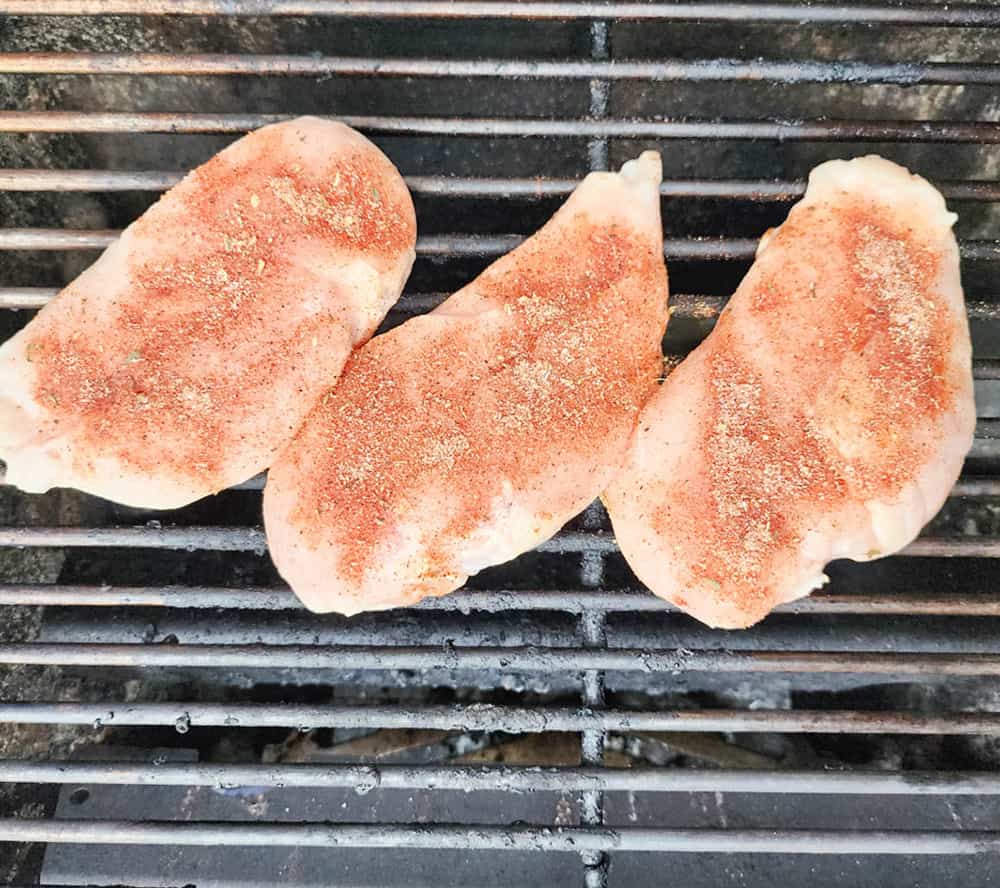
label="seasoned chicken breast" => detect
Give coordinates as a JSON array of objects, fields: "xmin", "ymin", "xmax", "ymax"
[
  {"xmin": 0, "ymin": 117, "xmax": 416, "ymax": 509},
  {"xmin": 264, "ymin": 152, "xmax": 669, "ymax": 614},
  {"xmin": 604, "ymin": 155, "xmax": 975, "ymax": 629}
]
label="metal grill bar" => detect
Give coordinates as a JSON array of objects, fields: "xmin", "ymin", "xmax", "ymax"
[
  {"xmin": 726, "ymin": 293, "xmax": 1000, "ymax": 327},
  {"xmin": 0, "ymin": 288, "xmax": 449, "ymax": 313},
  {"xmin": 581, "ymin": 32, "xmax": 610, "ymax": 886},
  {"xmin": 0, "ymin": 169, "xmax": 185, "ymax": 191},
  {"xmin": 5, "ymin": 289, "xmax": 1000, "ymax": 330},
  {"xmin": 0, "ymin": 525, "xmax": 268, "ymax": 552},
  {"xmin": 239, "ymin": 473, "xmax": 1000, "ymax": 497},
  {"xmin": 2, "ymin": 2, "xmax": 999, "ymax": 26},
  {"xmin": 972, "ymin": 359, "xmax": 1000, "ymax": 381},
  {"xmin": 7, "ymin": 54, "xmax": 1000, "ymax": 86},
  {"xmin": 0, "ymin": 229, "xmax": 539, "ymax": 254},
  {"xmin": 0, "ymin": 286, "xmax": 54, "ymax": 309},
  {"xmin": 6, "ymin": 644, "xmax": 1000, "ymax": 676},
  {"xmin": 5, "ymin": 761, "xmax": 1000, "ymax": 796},
  {"xmin": 2, "ymin": 229, "xmax": 999, "ymax": 264},
  {"xmin": 1, "ymin": 526, "xmax": 997, "ymax": 557},
  {"xmin": 2, "ymin": 703, "xmax": 999, "ymax": 734},
  {"xmin": 953, "ymin": 478, "xmax": 1000, "ymax": 495},
  {"xmin": 4, "ymin": 820, "xmax": 1000, "ymax": 854},
  {"xmin": 5, "ymin": 585, "xmax": 1000, "ymax": 616},
  {"xmin": 3, "ymin": 171, "xmax": 1000, "ymax": 203},
  {"xmin": 2, "ymin": 112, "xmax": 999, "ymax": 142},
  {"xmin": 0, "ymin": 229, "xmax": 767, "ymax": 260}
]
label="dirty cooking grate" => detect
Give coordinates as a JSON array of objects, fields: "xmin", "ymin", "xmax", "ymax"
[{"xmin": 1, "ymin": 2, "xmax": 1000, "ymax": 886}]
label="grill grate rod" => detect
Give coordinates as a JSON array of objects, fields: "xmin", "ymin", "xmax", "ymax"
[
  {"xmin": 1, "ymin": 526, "xmax": 997, "ymax": 557},
  {"xmin": 581, "ymin": 30, "xmax": 610, "ymax": 886},
  {"xmin": 3, "ymin": 171, "xmax": 1000, "ymax": 203},
  {"xmin": 5, "ymin": 584, "xmax": 1000, "ymax": 616},
  {"xmin": 0, "ymin": 229, "xmax": 765, "ymax": 259},
  {"xmin": 2, "ymin": 230, "xmax": 999, "ymax": 264},
  {"xmin": 6, "ymin": 291, "xmax": 1000, "ymax": 330},
  {"xmin": 3, "ymin": 112, "xmax": 1000, "ymax": 142},
  {"xmin": 6, "ymin": 54, "xmax": 1000, "ymax": 86},
  {"xmin": 5, "ymin": 761, "xmax": 1000, "ymax": 795},
  {"xmin": 2, "ymin": 1, "xmax": 999, "ymax": 26},
  {"xmin": 246, "ymin": 472, "xmax": 1000, "ymax": 496},
  {"xmin": 6, "ymin": 644, "xmax": 1000, "ymax": 676},
  {"xmin": 2, "ymin": 820, "xmax": 1000, "ymax": 854},
  {"xmin": 2, "ymin": 703, "xmax": 999, "ymax": 735}
]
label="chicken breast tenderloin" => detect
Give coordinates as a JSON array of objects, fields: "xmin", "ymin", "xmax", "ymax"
[
  {"xmin": 0, "ymin": 117, "xmax": 416, "ymax": 509},
  {"xmin": 604, "ymin": 155, "xmax": 975, "ymax": 629},
  {"xmin": 264, "ymin": 152, "xmax": 669, "ymax": 614}
]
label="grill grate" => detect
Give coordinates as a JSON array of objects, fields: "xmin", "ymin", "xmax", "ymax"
[{"xmin": 1, "ymin": 3, "xmax": 1000, "ymax": 886}]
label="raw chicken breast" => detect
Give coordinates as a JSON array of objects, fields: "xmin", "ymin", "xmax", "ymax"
[
  {"xmin": 264, "ymin": 152, "xmax": 669, "ymax": 614},
  {"xmin": 604, "ymin": 155, "xmax": 975, "ymax": 629},
  {"xmin": 0, "ymin": 117, "xmax": 416, "ymax": 509}
]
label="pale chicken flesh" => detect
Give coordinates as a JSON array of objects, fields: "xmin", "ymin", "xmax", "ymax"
[
  {"xmin": 604, "ymin": 155, "xmax": 975, "ymax": 629},
  {"xmin": 264, "ymin": 152, "xmax": 669, "ymax": 614},
  {"xmin": 0, "ymin": 117, "xmax": 416, "ymax": 509}
]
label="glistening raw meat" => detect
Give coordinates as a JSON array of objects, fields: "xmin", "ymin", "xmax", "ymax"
[
  {"xmin": 604, "ymin": 155, "xmax": 975, "ymax": 629},
  {"xmin": 264, "ymin": 152, "xmax": 669, "ymax": 614},
  {"xmin": 0, "ymin": 117, "xmax": 416, "ymax": 509}
]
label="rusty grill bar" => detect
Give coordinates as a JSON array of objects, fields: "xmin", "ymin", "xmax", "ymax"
[{"xmin": 2, "ymin": 3, "xmax": 1000, "ymax": 886}]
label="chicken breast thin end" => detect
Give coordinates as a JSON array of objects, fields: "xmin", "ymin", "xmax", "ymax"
[
  {"xmin": 603, "ymin": 155, "xmax": 975, "ymax": 629},
  {"xmin": 264, "ymin": 151, "xmax": 670, "ymax": 615}
]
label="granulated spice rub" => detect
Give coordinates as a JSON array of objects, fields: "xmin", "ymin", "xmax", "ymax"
[
  {"xmin": 0, "ymin": 117, "xmax": 416, "ymax": 509},
  {"xmin": 605, "ymin": 155, "xmax": 975, "ymax": 629},
  {"xmin": 264, "ymin": 152, "xmax": 669, "ymax": 615}
]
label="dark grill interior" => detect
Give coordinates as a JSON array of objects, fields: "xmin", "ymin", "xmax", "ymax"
[{"xmin": 1, "ymin": 2, "xmax": 1000, "ymax": 886}]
